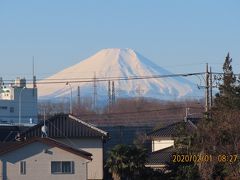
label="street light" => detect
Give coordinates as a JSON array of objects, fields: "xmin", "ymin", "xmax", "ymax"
[
  {"xmin": 66, "ymin": 82, "xmax": 73, "ymax": 114},
  {"xmin": 19, "ymin": 87, "xmax": 26, "ymax": 126}
]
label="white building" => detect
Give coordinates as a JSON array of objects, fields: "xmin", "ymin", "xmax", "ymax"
[{"xmin": 0, "ymin": 77, "xmax": 37, "ymax": 124}]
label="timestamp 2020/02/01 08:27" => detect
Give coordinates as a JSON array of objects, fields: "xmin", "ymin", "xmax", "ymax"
[{"xmin": 172, "ymin": 154, "xmax": 238, "ymax": 163}]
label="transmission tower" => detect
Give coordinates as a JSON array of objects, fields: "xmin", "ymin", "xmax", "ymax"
[
  {"xmin": 112, "ymin": 81, "xmax": 115, "ymax": 104},
  {"xmin": 93, "ymin": 72, "xmax": 97, "ymax": 110},
  {"xmin": 108, "ymin": 80, "xmax": 112, "ymax": 112}
]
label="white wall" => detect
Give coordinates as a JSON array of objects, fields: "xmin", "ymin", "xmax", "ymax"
[
  {"xmin": 0, "ymin": 87, "xmax": 14, "ymax": 100},
  {"xmin": 152, "ymin": 139, "xmax": 174, "ymax": 152},
  {"xmin": 56, "ymin": 138, "xmax": 103, "ymax": 180},
  {"xmin": 0, "ymin": 142, "xmax": 88, "ymax": 180}
]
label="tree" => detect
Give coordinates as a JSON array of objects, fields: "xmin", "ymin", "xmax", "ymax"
[
  {"xmin": 105, "ymin": 144, "xmax": 147, "ymax": 180},
  {"xmin": 215, "ymin": 53, "xmax": 240, "ymax": 109},
  {"xmin": 166, "ymin": 161, "xmax": 200, "ymax": 180},
  {"xmin": 165, "ymin": 122, "xmax": 201, "ymax": 180},
  {"xmin": 192, "ymin": 53, "xmax": 240, "ymax": 179}
]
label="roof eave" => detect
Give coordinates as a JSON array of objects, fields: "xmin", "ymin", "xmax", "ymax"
[{"xmin": 69, "ymin": 115, "xmax": 109, "ymax": 137}]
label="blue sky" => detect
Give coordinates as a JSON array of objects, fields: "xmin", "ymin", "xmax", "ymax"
[{"xmin": 0, "ymin": 0, "xmax": 240, "ymax": 81}]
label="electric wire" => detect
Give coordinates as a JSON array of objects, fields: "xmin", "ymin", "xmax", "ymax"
[{"xmin": 2, "ymin": 72, "xmax": 206, "ymax": 85}]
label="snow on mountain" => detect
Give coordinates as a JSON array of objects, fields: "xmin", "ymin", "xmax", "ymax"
[{"xmin": 38, "ymin": 48, "xmax": 202, "ymax": 101}]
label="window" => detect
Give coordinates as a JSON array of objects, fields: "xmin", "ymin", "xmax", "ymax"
[
  {"xmin": 0, "ymin": 106, "xmax": 7, "ymax": 110},
  {"xmin": 20, "ymin": 161, "xmax": 26, "ymax": 175},
  {"xmin": 51, "ymin": 161, "xmax": 74, "ymax": 174},
  {"xmin": 10, "ymin": 107, "xmax": 14, "ymax": 113}
]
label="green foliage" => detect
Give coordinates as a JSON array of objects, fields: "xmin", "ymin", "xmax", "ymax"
[
  {"xmin": 214, "ymin": 53, "xmax": 240, "ymax": 109},
  {"xmin": 105, "ymin": 144, "xmax": 148, "ymax": 180}
]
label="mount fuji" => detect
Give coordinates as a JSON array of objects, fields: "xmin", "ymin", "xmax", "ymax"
[{"xmin": 38, "ymin": 48, "xmax": 202, "ymax": 102}]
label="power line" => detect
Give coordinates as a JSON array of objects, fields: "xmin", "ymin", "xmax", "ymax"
[
  {"xmin": 78, "ymin": 106, "xmax": 204, "ymax": 116},
  {"xmin": 8, "ymin": 71, "xmax": 239, "ymax": 84},
  {"xmin": 1, "ymin": 72, "xmax": 206, "ymax": 85}
]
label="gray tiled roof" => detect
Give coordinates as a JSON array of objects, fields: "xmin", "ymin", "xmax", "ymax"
[
  {"xmin": 20, "ymin": 114, "xmax": 108, "ymax": 139},
  {"xmin": 146, "ymin": 146, "xmax": 174, "ymax": 165},
  {"xmin": 148, "ymin": 118, "xmax": 199, "ymax": 138},
  {"xmin": 148, "ymin": 123, "xmax": 181, "ymax": 138}
]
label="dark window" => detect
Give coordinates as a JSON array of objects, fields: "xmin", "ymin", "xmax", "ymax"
[
  {"xmin": 10, "ymin": 107, "xmax": 14, "ymax": 113},
  {"xmin": 0, "ymin": 106, "xmax": 7, "ymax": 110},
  {"xmin": 51, "ymin": 161, "xmax": 74, "ymax": 174},
  {"xmin": 20, "ymin": 161, "xmax": 26, "ymax": 175},
  {"xmin": 51, "ymin": 161, "xmax": 61, "ymax": 173}
]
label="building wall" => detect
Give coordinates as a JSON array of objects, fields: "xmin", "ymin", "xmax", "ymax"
[
  {"xmin": 56, "ymin": 137, "xmax": 103, "ymax": 180},
  {"xmin": 152, "ymin": 139, "xmax": 174, "ymax": 152},
  {"xmin": 0, "ymin": 88, "xmax": 37, "ymax": 124},
  {"xmin": 0, "ymin": 142, "xmax": 88, "ymax": 180}
]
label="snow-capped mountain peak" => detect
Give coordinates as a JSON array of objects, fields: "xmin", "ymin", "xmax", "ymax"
[{"xmin": 38, "ymin": 48, "xmax": 201, "ymax": 101}]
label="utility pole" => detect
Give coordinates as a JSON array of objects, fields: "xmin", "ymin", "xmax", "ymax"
[
  {"xmin": 32, "ymin": 56, "xmax": 37, "ymax": 96},
  {"xmin": 19, "ymin": 87, "xmax": 26, "ymax": 126},
  {"xmin": 209, "ymin": 67, "xmax": 213, "ymax": 108},
  {"xmin": 66, "ymin": 82, "xmax": 73, "ymax": 114},
  {"xmin": 205, "ymin": 63, "xmax": 210, "ymax": 113}
]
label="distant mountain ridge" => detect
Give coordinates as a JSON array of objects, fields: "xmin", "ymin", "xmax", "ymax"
[{"xmin": 38, "ymin": 48, "xmax": 202, "ymax": 101}]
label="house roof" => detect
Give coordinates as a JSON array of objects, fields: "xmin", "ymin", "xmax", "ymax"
[
  {"xmin": 146, "ymin": 146, "xmax": 174, "ymax": 166},
  {"xmin": 20, "ymin": 114, "xmax": 109, "ymax": 139},
  {"xmin": 148, "ymin": 123, "xmax": 181, "ymax": 138},
  {"xmin": 147, "ymin": 118, "xmax": 199, "ymax": 139},
  {"xmin": 0, "ymin": 125, "xmax": 29, "ymax": 142},
  {"xmin": 0, "ymin": 137, "xmax": 92, "ymax": 160}
]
